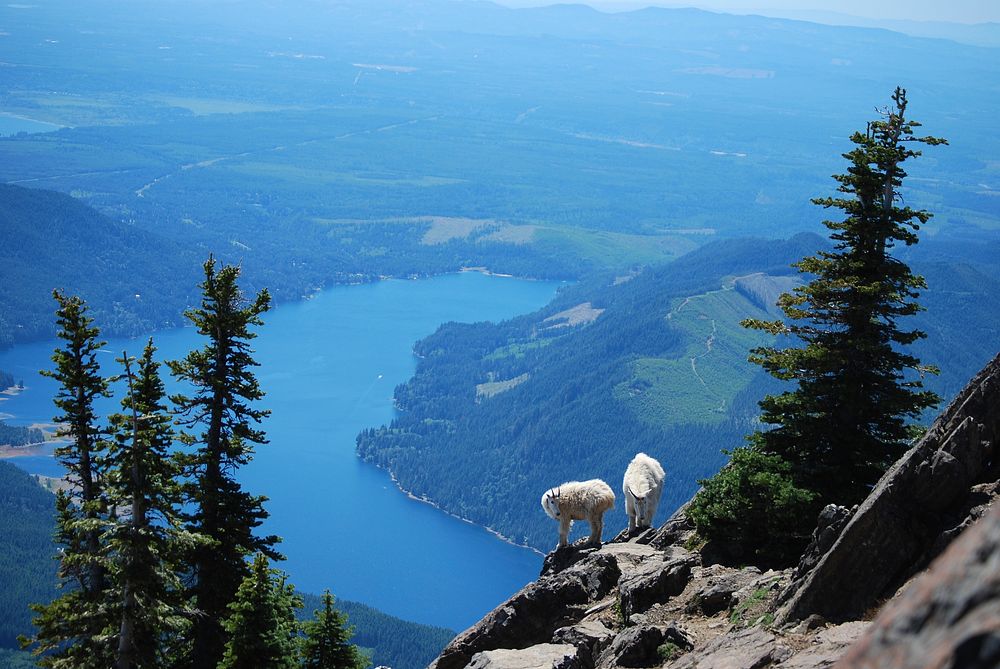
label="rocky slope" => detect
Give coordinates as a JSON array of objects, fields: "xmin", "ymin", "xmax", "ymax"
[{"xmin": 429, "ymin": 352, "xmax": 1000, "ymax": 669}]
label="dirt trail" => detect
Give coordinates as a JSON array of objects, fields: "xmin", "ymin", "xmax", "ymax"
[{"xmin": 666, "ymin": 284, "xmax": 732, "ymax": 411}]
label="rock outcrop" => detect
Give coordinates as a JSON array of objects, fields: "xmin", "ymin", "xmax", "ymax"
[
  {"xmin": 831, "ymin": 501, "xmax": 1000, "ymax": 669},
  {"xmin": 430, "ymin": 552, "xmax": 621, "ymax": 669},
  {"xmin": 430, "ymin": 353, "xmax": 1000, "ymax": 669},
  {"xmin": 777, "ymin": 352, "xmax": 1000, "ymax": 624}
]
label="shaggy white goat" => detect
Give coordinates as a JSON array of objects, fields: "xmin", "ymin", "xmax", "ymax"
[
  {"xmin": 623, "ymin": 453, "xmax": 665, "ymax": 533},
  {"xmin": 541, "ymin": 479, "xmax": 615, "ymax": 548}
]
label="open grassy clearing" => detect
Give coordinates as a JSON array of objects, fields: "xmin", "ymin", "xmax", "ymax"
[
  {"xmin": 542, "ymin": 302, "xmax": 605, "ymax": 329},
  {"xmin": 532, "ymin": 225, "xmax": 699, "ymax": 271},
  {"xmin": 148, "ymin": 95, "xmax": 306, "ymax": 115},
  {"xmin": 476, "ymin": 373, "xmax": 530, "ymax": 399},
  {"xmin": 226, "ymin": 160, "xmax": 466, "ymax": 188},
  {"xmin": 420, "ymin": 217, "xmax": 498, "ymax": 244},
  {"xmin": 613, "ymin": 283, "xmax": 773, "ymax": 427}
]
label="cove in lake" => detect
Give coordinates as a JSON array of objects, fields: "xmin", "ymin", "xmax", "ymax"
[{"xmin": 0, "ymin": 272, "xmax": 561, "ymax": 631}]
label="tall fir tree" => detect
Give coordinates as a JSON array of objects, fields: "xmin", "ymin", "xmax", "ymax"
[
  {"xmin": 21, "ymin": 292, "xmax": 115, "ymax": 668},
  {"xmin": 104, "ymin": 340, "xmax": 189, "ymax": 669},
  {"xmin": 218, "ymin": 554, "xmax": 301, "ymax": 669},
  {"xmin": 691, "ymin": 88, "xmax": 946, "ymax": 565},
  {"xmin": 167, "ymin": 257, "xmax": 276, "ymax": 669},
  {"xmin": 743, "ymin": 87, "xmax": 945, "ymax": 503},
  {"xmin": 300, "ymin": 591, "xmax": 369, "ymax": 669}
]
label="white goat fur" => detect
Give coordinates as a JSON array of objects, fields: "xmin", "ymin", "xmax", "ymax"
[
  {"xmin": 541, "ymin": 479, "xmax": 615, "ymax": 548},
  {"xmin": 623, "ymin": 453, "xmax": 665, "ymax": 532}
]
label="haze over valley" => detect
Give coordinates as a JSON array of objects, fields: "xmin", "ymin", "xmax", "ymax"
[{"xmin": 1, "ymin": 1, "xmax": 998, "ymax": 667}]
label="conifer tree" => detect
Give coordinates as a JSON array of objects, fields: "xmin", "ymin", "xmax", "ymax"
[
  {"xmin": 218, "ymin": 554, "xmax": 301, "ymax": 669},
  {"xmin": 300, "ymin": 592, "xmax": 369, "ymax": 669},
  {"xmin": 167, "ymin": 257, "xmax": 276, "ymax": 669},
  {"xmin": 743, "ymin": 87, "xmax": 945, "ymax": 504},
  {"xmin": 691, "ymin": 88, "xmax": 946, "ymax": 565},
  {"xmin": 104, "ymin": 340, "xmax": 189, "ymax": 669},
  {"xmin": 21, "ymin": 292, "xmax": 115, "ymax": 668}
]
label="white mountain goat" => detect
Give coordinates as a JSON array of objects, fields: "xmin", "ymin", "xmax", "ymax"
[
  {"xmin": 623, "ymin": 453, "xmax": 665, "ymax": 533},
  {"xmin": 541, "ymin": 479, "xmax": 615, "ymax": 549}
]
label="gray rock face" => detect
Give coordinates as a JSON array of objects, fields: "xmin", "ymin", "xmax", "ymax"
[
  {"xmin": 779, "ymin": 622, "xmax": 869, "ymax": 668},
  {"xmin": 597, "ymin": 623, "xmax": 693, "ymax": 669},
  {"xmin": 786, "ymin": 504, "xmax": 853, "ymax": 587},
  {"xmin": 668, "ymin": 627, "xmax": 792, "ymax": 669},
  {"xmin": 618, "ymin": 547, "xmax": 696, "ymax": 620},
  {"xmin": 778, "ymin": 353, "xmax": 1000, "ymax": 624},
  {"xmin": 832, "ymin": 501, "xmax": 1000, "ymax": 669},
  {"xmin": 685, "ymin": 570, "xmax": 761, "ymax": 617},
  {"xmin": 552, "ymin": 621, "xmax": 616, "ymax": 669},
  {"xmin": 466, "ymin": 644, "xmax": 582, "ymax": 669},
  {"xmin": 430, "ymin": 553, "xmax": 621, "ymax": 669}
]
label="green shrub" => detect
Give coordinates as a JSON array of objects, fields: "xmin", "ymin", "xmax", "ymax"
[
  {"xmin": 688, "ymin": 447, "xmax": 816, "ymax": 567},
  {"xmin": 657, "ymin": 642, "xmax": 683, "ymax": 661}
]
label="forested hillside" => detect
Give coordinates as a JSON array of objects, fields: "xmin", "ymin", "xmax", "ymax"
[
  {"xmin": 0, "ymin": 423, "xmax": 44, "ymax": 448},
  {"xmin": 358, "ymin": 235, "xmax": 1000, "ymax": 550},
  {"xmin": 0, "ymin": 462, "xmax": 55, "ymax": 649},
  {"xmin": 0, "ymin": 461, "xmax": 454, "ymax": 669},
  {"xmin": 0, "ymin": 185, "xmax": 202, "ymax": 345}
]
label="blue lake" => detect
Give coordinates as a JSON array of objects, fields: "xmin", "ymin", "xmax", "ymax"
[
  {"xmin": 0, "ymin": 272, "xmax": 561, "ymax": 631},
  {"xmin": 0, "ymin": 113, "xmax": 62, "ymax": 136}
]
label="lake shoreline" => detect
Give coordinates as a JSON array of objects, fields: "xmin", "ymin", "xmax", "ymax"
[
  {"xmin": 0, "ymin": 272, "xmax": 559, "ymax": 630},
  {"xmin": 382, "ymin": 464, "xmax": 545, "ymax": 557}
]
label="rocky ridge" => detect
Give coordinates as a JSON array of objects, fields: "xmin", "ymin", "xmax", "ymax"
[{"xmin": 429, "ymin": 353, "xmax": 1000, "ymax": 669}]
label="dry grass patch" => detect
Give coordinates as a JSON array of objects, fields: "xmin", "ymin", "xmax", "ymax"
[
  {"xmin": 476, "ymin": 373, "xmax": 530, "ymax": 399},
  {"xmin": 420, "ymin": 216, "xmax": 497, "ymax": 245},
  {"xmin": 543, "ymin": 302, "xmax": 605, "ymax": 329}
]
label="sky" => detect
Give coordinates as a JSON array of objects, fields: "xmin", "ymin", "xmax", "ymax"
[{"xmin": 496, "ymin": 1, "xmax": 1000, "ymax": 24}]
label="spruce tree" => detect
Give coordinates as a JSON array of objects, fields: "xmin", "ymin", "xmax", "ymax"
[
  {"xmin": 218, "ymin": 554, "xmax": 301, "ymax": 669},
  {"xmin": 21, "ymin": 292, "xmax": 115, "ymax": 668},
  {"xmin": 167, "ymin": 257, "xmax": 276, "ymax": 669},
  {"xmin": 300, "ymin": 592, "xmax": 369, "ymax": 669},
  {"xmin": 104, "ymin": 340, "xmax": 189, "ymax": 669},
  {"xmin": 691, "ymin": 88, "xmax": 946, "ymax": 565}
]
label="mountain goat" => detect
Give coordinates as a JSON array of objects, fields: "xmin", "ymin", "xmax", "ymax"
[
  {"xmin": 541, "ymin": 479, "xmax": 615, "ymax": 549},
  {"xmin": 623, "ymin": 453, "xmax": 665, "ymax": 533}
]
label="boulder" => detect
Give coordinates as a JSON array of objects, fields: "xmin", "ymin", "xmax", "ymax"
[
  {"xmin": 618, "ymin": 547, "xmax": 696, "ymax": 619},
  {"xmin": 685, "ymin": 569, "xmax": 762, "ymax": 617},
  {"xmin": 465, "ymin": 644, "xmax": 583, "ymax": 669},
  {"xmin": 431, "ymin": 553, "xmax": 621, "ymax": 669},
  {"xmin": 552, "ymin": 621, "xmax": 616, "ymax": 668},
  {"xmin": 596, "ymin": 623, "xmax": 693, "ymax": 669},
  {"xmin": 786, "ymin": 504, "xmax": 853, "ymax": 585},
  {"xmin": 779, "ymin": 622, "xmax": 869, "ymax": 668},
  {"xmin": 668, "ymin": 627, "xmax": 792, "ymax": 669}
]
